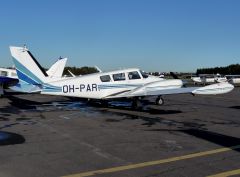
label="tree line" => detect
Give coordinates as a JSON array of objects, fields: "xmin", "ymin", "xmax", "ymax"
[
  {"xmin": 196, "ymin": 64, "xmax": 240, "ymax": 75},
  {"xmin": 63, "ymin": 66, "xmax": 98, "ymax": 76}
]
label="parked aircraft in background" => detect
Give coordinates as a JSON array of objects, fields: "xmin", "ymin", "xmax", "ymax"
[
  {"xmin": 0, "ymin": 56, "xmax": 67, "ymax": 95},
  {"xmin": 159, "ymin": 74, "xmax": 165, "ymax": 78},
  {"xmin": 226, "ymin": 75, "xmax": 240, "ymax": 85},
  {"xmin": 191, "ymin": 74, "xmax": 227, "ymax": 85},
  {"xmin": 0, "ymin": 68, "xmax": 18, "ymax": 95},
  {"xmin": 10, "ymin": 46, "xmax": 234, "ymax": 109},
  {"xmin": 46, "ymin": 57, "xmax": 67, "ymax": 78}
]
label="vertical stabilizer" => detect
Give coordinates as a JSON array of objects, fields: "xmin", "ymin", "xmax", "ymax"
[{"xmin": 10, "ymin": 46, "xmax": 47, "ymax": 85}]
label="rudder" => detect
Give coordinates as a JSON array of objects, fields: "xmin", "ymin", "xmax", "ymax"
[{"xmin": 10, "ymin": 46, "xmax": 48, "ymax": 85}]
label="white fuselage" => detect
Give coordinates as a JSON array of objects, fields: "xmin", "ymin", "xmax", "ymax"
[
  {"xmin": 231, "ymin": 78, "xmax": 240, "ymax": 84},
  {"xmin": 42, "ymin": 68, "xmax": 183, "ymax": 99},
  {"xmin": 226, "ymin": 75, "xmax": 240, "ymax": 84}
]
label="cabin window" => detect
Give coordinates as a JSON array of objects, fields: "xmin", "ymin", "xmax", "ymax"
[
  {"xmin": 100, "ymin": 75, "xmax": 111, "ymax": 82},
  {"xmin": 11, "ymin": 73, "xmax": 17, "ymax": 77},
  {"xmin": 140, "ymin": 70, "xmax": 148, "ymax": 78},
  {"xmin": 113, "ymin": 73, "xmax": 125, "ymax": 81},
  {"xmin": 128, "ymin": 71, "xmax": 141, "ymax": 80},
  {"xmin": 0, "ymin": 71, "xmax": 8, "ymax": 77}
]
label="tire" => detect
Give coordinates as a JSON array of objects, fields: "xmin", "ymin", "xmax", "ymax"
[
  {"xmin": 156, "ymin": 96, "xmax": 164, "ymax": 105},
  {"xmin": 132, "ymin": 98, "xmax": 142, "ymax": 110}
]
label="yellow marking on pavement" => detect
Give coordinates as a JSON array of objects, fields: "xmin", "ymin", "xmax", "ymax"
[
  {"xmin": 63, "ymin": 145, "xmax": 240, "ymax": 177},
  {"xmin": 207, "ymin": 169, "xmax": 240, "ymax": 177}
]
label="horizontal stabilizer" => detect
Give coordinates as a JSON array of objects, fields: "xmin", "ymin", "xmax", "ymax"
[{"xmin": 10, "ymin": 83, "xmax": 42, "ymax": 93}]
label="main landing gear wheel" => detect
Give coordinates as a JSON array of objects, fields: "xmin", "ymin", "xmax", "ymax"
[{"xmin": 155, "ymin": 96, "xmax": 164, "ymax": 106}]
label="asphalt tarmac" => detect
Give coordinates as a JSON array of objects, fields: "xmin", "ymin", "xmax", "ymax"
[{"xmin": 0, "ymin": 88, "xmax": 240, "ymax": 177}]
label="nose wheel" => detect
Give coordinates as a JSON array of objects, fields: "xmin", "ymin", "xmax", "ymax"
[{"xmin": 155, "ymin": 96, "xmax": 164, "ymax": 105}]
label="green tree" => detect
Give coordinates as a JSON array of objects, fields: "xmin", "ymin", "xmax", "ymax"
[
  {"xmin": 196, "ymin": 64, "xmax": 240, "ymax": 75},
  {"xmin": 63, "ymin": 66, "xmax": 98, "ymax": 76}
]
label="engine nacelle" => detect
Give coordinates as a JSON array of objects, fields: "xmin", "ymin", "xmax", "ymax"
[{"xmin": 192, "ymin": 82, "xmax": 234, "ymax": 95}]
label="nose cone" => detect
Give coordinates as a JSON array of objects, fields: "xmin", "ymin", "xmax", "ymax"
[{"xmin": 220, "ymin": 82, "xmax": 234, "ymax": 90}]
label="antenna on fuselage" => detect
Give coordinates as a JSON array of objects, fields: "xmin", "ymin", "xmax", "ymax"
[{"xmin": 23, "ymin": 44, "xmax": 28, "ymax": 52}]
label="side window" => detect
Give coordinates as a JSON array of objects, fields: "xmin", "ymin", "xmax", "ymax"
[
  {"xmin": 11, "ymin": 72, "xmax": 17, "ymax": 77},
  {"xmin": 112, "ymin": 73, "xmax": 125, "ymax": 81},
  {"xmin": 128, "ymin": 71, "xmax": 141, "ymax": 80},
  {"xmin": 100, "ymin": 75, "xmax": 111, "ymax": 82},
  {"xmin": 140, "ymin": 70, "xmax": 148, "ymax": 78},
  {"xmin": 0, "ymin": 71, "xmax": 8, "ymax": 77}
]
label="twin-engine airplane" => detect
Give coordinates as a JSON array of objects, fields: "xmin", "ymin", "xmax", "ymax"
[{"xmin": 10, "ymin": 46, "xmax": 234, "ymax": 108}]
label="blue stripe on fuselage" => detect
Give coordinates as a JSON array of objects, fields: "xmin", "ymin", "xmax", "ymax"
[
  {"xmin": 16, "ymin": 69, "xmax": 40, "ymax": 85},
  {"xmin": 13, "ymin": 57, "xmax": 43, "ymax": 85}
]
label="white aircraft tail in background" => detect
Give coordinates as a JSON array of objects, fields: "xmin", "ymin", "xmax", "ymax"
[
  {"xmin": 10, "ymin": 46, "xmax": 234, "ymax": 108},
  {"xmin": 47, "ymin": 57, "xmax": 67, "ymax": 78}
]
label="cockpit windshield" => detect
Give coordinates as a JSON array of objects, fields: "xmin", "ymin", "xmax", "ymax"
[{"xmin": 140, "ymin": 70, "xmax": 148, "ymax": 78}]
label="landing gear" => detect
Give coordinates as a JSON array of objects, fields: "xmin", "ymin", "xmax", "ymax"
[
  {"xmin": 100, "ymin": 100, "xmax": 109, "ymax": 107},
  {"xmin": 0, "ymin": 84, "xmax": 3, "ymax": 97},
  {"xmin": 131, "ymin": 97, "xmax": 143, "ymax": 110},
  {"xmin": 155, "ymin": 96, "xmax": 164, "ymax": 106}
]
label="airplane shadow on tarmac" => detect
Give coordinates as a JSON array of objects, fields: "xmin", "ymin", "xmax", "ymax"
[
  {"xmin": 0, "ymin": 131, "xmax": 25, "ymax": 146},
  {"xmin": 109, "ymin": 105, "xmax": 182, "ymax": 115},
  {"xmin": 6, "ymin": 95, "xmax": 183, "ymax": 116},
  {"xmin": 105, "ymin": 109, "xmax": 204, "ymax": 128},
  {"xmin": 7, "ymin": 95, "xmax": 48, "ymax": 110},
  {"xmin": 3, "ymin": 95, "xmax": 240, "ymax": 149},
  {"xmin": 181, "ymin": 129, "xmax": 240, "ymax": 150},
  {"xmin": 229, "ymin": 106, "xmax": 240, "ymax": 109},
  {"xmin": 147, "ymin": 129, "xmax": 240, "ymax": 152}
]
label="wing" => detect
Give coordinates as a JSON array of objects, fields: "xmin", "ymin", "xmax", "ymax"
[{"xmin": 105, "ymin": 82, "xmax": 234, "ymax": 99}]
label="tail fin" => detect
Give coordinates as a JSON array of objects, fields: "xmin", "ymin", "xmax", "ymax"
[
  {"xmin": 10, "ymin": 46, "xmax": 47, "ymax": 85},
  {"xmin": 47, "ymin": 57, "xmax": 67, "ymax": 78}
]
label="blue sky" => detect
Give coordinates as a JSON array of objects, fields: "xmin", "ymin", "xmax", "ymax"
[{"xmin": 0, "ymin": 0, "xmax": 240, "ymax": 72}]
